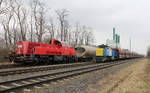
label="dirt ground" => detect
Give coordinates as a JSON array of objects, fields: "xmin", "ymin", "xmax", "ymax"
[{"xmin": 87, "ymin": 58, "xmax": 150, "ymax": 93}]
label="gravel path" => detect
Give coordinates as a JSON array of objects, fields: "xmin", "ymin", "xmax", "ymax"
[{"xmin": 29, "ymin": 59, "xmax": 139, "ymax": 93}]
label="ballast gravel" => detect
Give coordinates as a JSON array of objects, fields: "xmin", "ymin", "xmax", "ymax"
[
  {"xmin": 0, "ymin": 63, "xmax": 96, "ymax": 82},
  {"xmin": 31, "ymin": 60, "xmax": 138, "ymax": 93}
]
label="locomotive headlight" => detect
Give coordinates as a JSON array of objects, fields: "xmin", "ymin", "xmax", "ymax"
[{"xmin": 18, "ymin": 45, "xmax": 22, "ymax": 48}]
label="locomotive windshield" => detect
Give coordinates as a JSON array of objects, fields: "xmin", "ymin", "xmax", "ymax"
[{"xmin": 54, "ymin": 41, "xmax": 62, "ymax": 46}]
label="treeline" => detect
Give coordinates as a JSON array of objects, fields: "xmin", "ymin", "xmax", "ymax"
[
  {"xmin": 147, "ymin": 47, "xmax": 150, "ymax": 58},
  {"xmin": 0, "ymin": 0, "xmax": 95, "ymax": 49}
]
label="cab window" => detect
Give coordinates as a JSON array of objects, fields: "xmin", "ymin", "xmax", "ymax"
[
  {"xmin": 49, "ymin": 40, "xmax": 52, "ymax": 44},
  {"xmin": 55, "ymin": 41, "xmax": 62, "ymax": 46}
]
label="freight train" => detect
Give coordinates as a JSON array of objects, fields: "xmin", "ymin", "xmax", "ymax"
[
  {"xmin": 8, "ymin": 39, "xmax": 143, "ymax": 64},
  {"xmin": 75, "ymin": 44, "xmax": 142, "ymax": 62}
]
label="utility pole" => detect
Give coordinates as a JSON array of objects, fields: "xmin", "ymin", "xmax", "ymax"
[
  {"xmin": 113, "ymin": 27, "xmax": 115, "ymax": 41},
  {"xmin": 130, "ymin": 37, "xmax": 131, "ymax": 51}
]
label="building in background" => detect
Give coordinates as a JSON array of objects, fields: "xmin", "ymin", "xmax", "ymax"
[{"xmin": 106, "ymin": 27, "xmax": 120, "ymax": 48}]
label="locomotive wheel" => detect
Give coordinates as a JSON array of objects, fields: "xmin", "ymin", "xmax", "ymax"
[
  {"xmin": 20, "ymin": 61, "xmax": 26, "ymax": 65},
  {"xmin": 73, "ymin": 56, "xmax": 77, "ymax": 62},
  {"xmin": 63, "ymin": 56, "xmax": 67, "ymax": 63},
  {"xmin": 32, "ymin": 60, "xmax": 38, "ymax": 65},
  {"xmin": 66, "ymin": 56, "xmax": 69, "ymax": 63},
  {"xmin": 21, "ymin": 61, "xmax": 31, "ymax": 65},
  {"xmin": 92, "ymin": 57, "xmax": 97, "ymax": 62},
  {"xmin": 75, "ymin": 56, "xmax": 78, "ymax": 62},
  {"xmin": 49, "ymin": 57, "xmax": 53, "ymax": 64},
  {"xmin": 51, "ymin": 56, "xmax": 56, "ymax": 64},
  {"xmin": 70, "ymin": 56, "xmax": 73, "ymax": 62},
  {"xmin": 67, "ymin": 56, "xmax": 71, "ymax": 63},
  {"xmin": 72, "ymin": 56, "xmax": 76, "ymax": 62},
  {"xmin": 72, "ymin": 56, "xmax": 75, "ymax": 62}
]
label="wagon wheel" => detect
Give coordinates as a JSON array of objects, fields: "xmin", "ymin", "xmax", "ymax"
[
  {"xmin": 92, "ymin": 57, "xmax": 97, "ymax": 62},
  {"xmin": 11, "ymin": 58, "xmax": 15, "ymax": 64},
  {"xmin": 32, "ymin": 60, "xmax": 39, "ymax": 65},
  {"xmin": 8, "ymin": 56, "xmax": 15, "ymax": 64}
]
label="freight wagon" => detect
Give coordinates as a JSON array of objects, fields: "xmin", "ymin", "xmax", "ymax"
[{"xmin": 75, "ymin": 45, "xmax": 142, "ymax": 62}]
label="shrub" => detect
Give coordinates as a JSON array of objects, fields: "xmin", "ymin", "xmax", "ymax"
[{"xmin": 0, "ymin": 48, "xmax": 9, "ymax": 62}]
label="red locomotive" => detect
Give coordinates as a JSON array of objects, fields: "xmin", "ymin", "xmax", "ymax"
[{"xmin": 9, "ymin": 39, "xmax": 77, "ymax": 64}]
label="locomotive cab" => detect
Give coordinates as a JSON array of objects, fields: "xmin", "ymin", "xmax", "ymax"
[{"xmin": 49, "ymin": 40, "xmax": 62, "ymax": 47}]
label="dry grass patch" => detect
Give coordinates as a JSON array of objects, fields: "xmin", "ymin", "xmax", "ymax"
[
  {"xmin": 140, "ymin": 59, "xmax": 150, "ymax": 92},
  {"xmin": 87, "ymin": 59, "xmax": 150, "ymax": 93}
]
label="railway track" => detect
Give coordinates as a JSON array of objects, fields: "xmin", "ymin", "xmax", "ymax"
[
  {"xmin": 0, "ymin": 64, "xmax": 19, "ymax": 69},
  {"xmin": 0, "ymin": 61, "xmax": 92, "ymax": 70},
  {"xmin": 0, "ymin": 62, "xmax": 96, "ymax": 76},
  {"xmin": 0, "ymin": 59, "xmax": 138, "ymax": 93},
  {"xmin": 0, "ymin": 58, "xmax": 141, "ymax": 76},
  {"xmin": 0, "ymin": 62, "xmax": 85, "ymax": 70}
]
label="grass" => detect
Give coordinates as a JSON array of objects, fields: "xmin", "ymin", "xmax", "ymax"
[{"xmin": 141, "ymin": 60, "xmax": 150, "ymax": 92}]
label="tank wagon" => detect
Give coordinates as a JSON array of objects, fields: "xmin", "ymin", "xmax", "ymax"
[
  {"xmin": 75, "ymin": 45, "xmax": 97, "ymax": 61},
  {"xmin": 8, "ymin": 39, "xmax": 77, "ymax": 64}
]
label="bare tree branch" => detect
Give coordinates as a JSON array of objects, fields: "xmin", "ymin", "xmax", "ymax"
[{"xmin": 56, "ymin": 9, "xmax": 69, "ymax": 41}]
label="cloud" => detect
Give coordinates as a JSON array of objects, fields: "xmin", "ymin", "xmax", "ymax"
[{"xmin": 26, "ymin": 0, "xmax": 150, "ymax": 55}]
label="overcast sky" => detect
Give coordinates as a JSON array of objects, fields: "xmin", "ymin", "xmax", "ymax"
[{"xmin": 27, "ymin": 0, "xmax": 150, "ymax": 55}]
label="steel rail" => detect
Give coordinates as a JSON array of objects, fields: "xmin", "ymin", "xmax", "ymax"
[
  {"xmin": 0, "ymin": 59, "xmax": 137, "ymax": 93},
  {"xmin": 0, "ymin": 62, "xmax": 95, "ymax": 76}
]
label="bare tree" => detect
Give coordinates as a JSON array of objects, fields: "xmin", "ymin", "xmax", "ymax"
[
  {"xmin": 78, "ymin": 26, "xmax": 86, "ymax": 45},
  {"xmin": 84, "ymin": 28, "xmax": 95, "ymax": 45},
  {"xmin": 12, "ymin": 16, "xmax": 18, "ymax": 48},
  {"xmin": 12, "ymin": 1, "xmax": 28, "ymax": 41},
  {"xmin": 56, "ymin": 9, "xmax": 69, "ymax": 41},
  {"xmin": 0, "ymin": 35, "xmax": 5, "ymax": 48},
  {"xmin": 28, "ymin": 2, "xmax": 34, "ymax": 42},
  {"xmin": 67, "ymin": 27, "xmax": 72, "ymax": 45},
  {"xmin": 0, "ymin": 0, "xmax": 9, "ymax": 15},
  {"xmin": 29, "ymin": 14, "xmax": 34, "ymax": 41},
  {"xmin": 0, "ymin": 0, "xmax": 96, "ymax": 49},
  {"xmin": 0, "ymin": 0, "xmax": 3, "ymax": 8},
  {"xmin": 73, "ymin": 25, "xmax": 95, "ymax": 45},
  {"xmin": 147, "ymin": 46, "xmax": 150, "ymax": 58},
  {"xmin": 2, "ymin": 7, "xmax": 14, "ymax": 48},
  {"xmin": 32, "ymin": 0, "xmax": 47, "ymax": 42},
  {"xmin": 46, "ymin": 18, "xmax": 55, "ymax": 40},
  {"xmin": 74, "ymin": 23, "xmax": 82, "ymax": 45}
]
